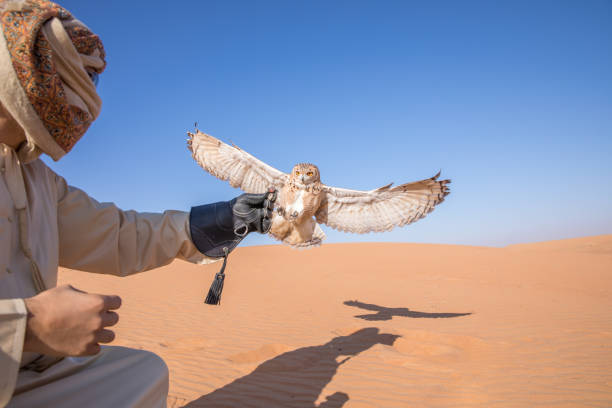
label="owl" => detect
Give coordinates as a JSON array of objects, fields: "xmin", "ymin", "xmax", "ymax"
[{"xmin": 187, "ymin": 131, "xmax": 450, "ymax": 248}]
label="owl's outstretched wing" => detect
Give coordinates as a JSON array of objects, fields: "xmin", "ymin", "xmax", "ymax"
[
  {"xmin": 316, "ymin": 172, "xmax": 450, "ymax": 234},
  {"xmin": 188, "ymin": 131, "xmax": 289, "ymax": 193}
]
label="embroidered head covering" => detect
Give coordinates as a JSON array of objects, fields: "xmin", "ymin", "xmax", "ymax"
[{"xmin": 0, "ymin": 0, "xmax": 105, "ymax": 162}]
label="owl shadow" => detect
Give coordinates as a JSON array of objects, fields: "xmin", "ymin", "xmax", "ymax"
[
  {"xmin": 182, "ymin": 328, "xmax": 399, "ymax": 408},
  {"xmin": 344, "ymin": 300, "xmax": 472, "ymax": 321}
]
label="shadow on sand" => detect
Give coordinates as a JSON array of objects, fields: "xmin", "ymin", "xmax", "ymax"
[
  {"xmin": 344, "ymin": 300, "xmax": 472, "ymax": 321},
  {"xmin": 183, "ymin": 328, "xmax": 399, "ymax": 408}
]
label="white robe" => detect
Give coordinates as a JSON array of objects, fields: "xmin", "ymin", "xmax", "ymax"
[{"xmin": 0, "ymin": 143, "xmax": 214, "ymax": 407}]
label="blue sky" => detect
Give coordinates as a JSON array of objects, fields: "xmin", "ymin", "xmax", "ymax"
[{"xmin": 45, "ymin": 0, "xmax": 612, "ymax": 247}]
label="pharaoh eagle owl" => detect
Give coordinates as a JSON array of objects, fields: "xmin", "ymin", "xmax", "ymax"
[{"xmin": 187, "ymin": 131, "xmax": 450, "ymax": 248}]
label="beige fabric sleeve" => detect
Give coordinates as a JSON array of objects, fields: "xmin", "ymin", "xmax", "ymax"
[
  {"xmin": 0, "ymin": 298, "xmax": 27, "ymax": 408},
  {"xmin": 55, "ymin": 174, "xmax": 215, "ymax": 276}
]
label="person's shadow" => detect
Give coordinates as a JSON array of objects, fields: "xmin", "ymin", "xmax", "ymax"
[
  {"xmin": 183, "ymin": 328, "xmax": 399, "ymax": 408},
  {"xmin": 344, "ymin": 300, "xmax": 472, "ymax": 321}
]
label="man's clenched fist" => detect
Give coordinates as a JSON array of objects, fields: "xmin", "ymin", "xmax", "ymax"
[{"xmin": 23, "ymin": 285, "xmax": 121, "ymax": 356}]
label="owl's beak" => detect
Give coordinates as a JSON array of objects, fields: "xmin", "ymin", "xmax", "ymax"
[{"xmin": 301, "ymin": 176, "xmax": 305, "ymax": 183}]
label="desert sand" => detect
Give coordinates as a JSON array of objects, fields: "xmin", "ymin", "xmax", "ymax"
[{"xmin": 58, "ymin": 235, "xmax": 612, "ymax": 407}]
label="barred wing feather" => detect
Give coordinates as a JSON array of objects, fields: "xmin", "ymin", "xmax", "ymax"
[
  {"xmin": 316, "ymin": 172, "xmax": 450, "ymax": 234},
  {"xmin": 187, "ymin": 131, "xmax": 289, "ymax": 193}
]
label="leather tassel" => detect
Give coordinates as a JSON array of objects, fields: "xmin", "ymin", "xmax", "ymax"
[{"xmin": 205, "ymin": 247, "xmax": 229, "ymax": 305}]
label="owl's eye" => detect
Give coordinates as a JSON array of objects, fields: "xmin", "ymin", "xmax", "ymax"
[
  {"xmin": 295, "ymin": 171, "xmax": 300, "ymax": 176},
  {"xmin": 307, "ymin": 171, "xmax": 313, "ymax": 177}
]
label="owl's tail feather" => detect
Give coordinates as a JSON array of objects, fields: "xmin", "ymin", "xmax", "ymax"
[
  {"xmin": 288, "ymin": 224, "xmax": 326, "ymax": 250},
  {"xmin": 313, "ymin": 223, "xmax": 326, "ymax": 242}
]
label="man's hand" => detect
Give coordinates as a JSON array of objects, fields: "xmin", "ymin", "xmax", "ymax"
[
  {"xmin": 23, "ymin": 284, "xmax": 121, "ymax": 357},
  {"xmin": 231, "ymin": 188, "xmax": 277, "ymax": 236},
  {"xmin": 189, "ymin": 187, "xmax": 277, "ymax": 257}
]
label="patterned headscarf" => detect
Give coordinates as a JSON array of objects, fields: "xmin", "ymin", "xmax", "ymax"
[{"xmin": 0, "ymin": 0, "xmax": 105, "ymax": 161}]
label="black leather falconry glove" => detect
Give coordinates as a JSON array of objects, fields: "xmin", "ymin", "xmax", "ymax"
[{"xmin": 189, "ymin": 188, "xmax": 277, "ymax": 258}]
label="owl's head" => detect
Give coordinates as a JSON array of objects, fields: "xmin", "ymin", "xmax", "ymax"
[{"xmin": 291, "ymin": 163, "xmax": 320, "ymax": 184}]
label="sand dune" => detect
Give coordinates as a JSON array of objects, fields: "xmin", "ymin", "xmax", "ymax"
[{"xmin": 58, "ymin": 235, "xmax": 612, "ymax": 407}]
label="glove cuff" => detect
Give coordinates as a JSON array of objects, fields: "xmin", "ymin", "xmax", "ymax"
[{"xmin": 189, "ymin": 201, "xmax": 243, "ymax": 258}]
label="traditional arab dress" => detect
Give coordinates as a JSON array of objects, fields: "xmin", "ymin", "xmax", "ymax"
[{"xmin": 0, "ymin": 1, "xmax": 216, "ymax": 406}]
